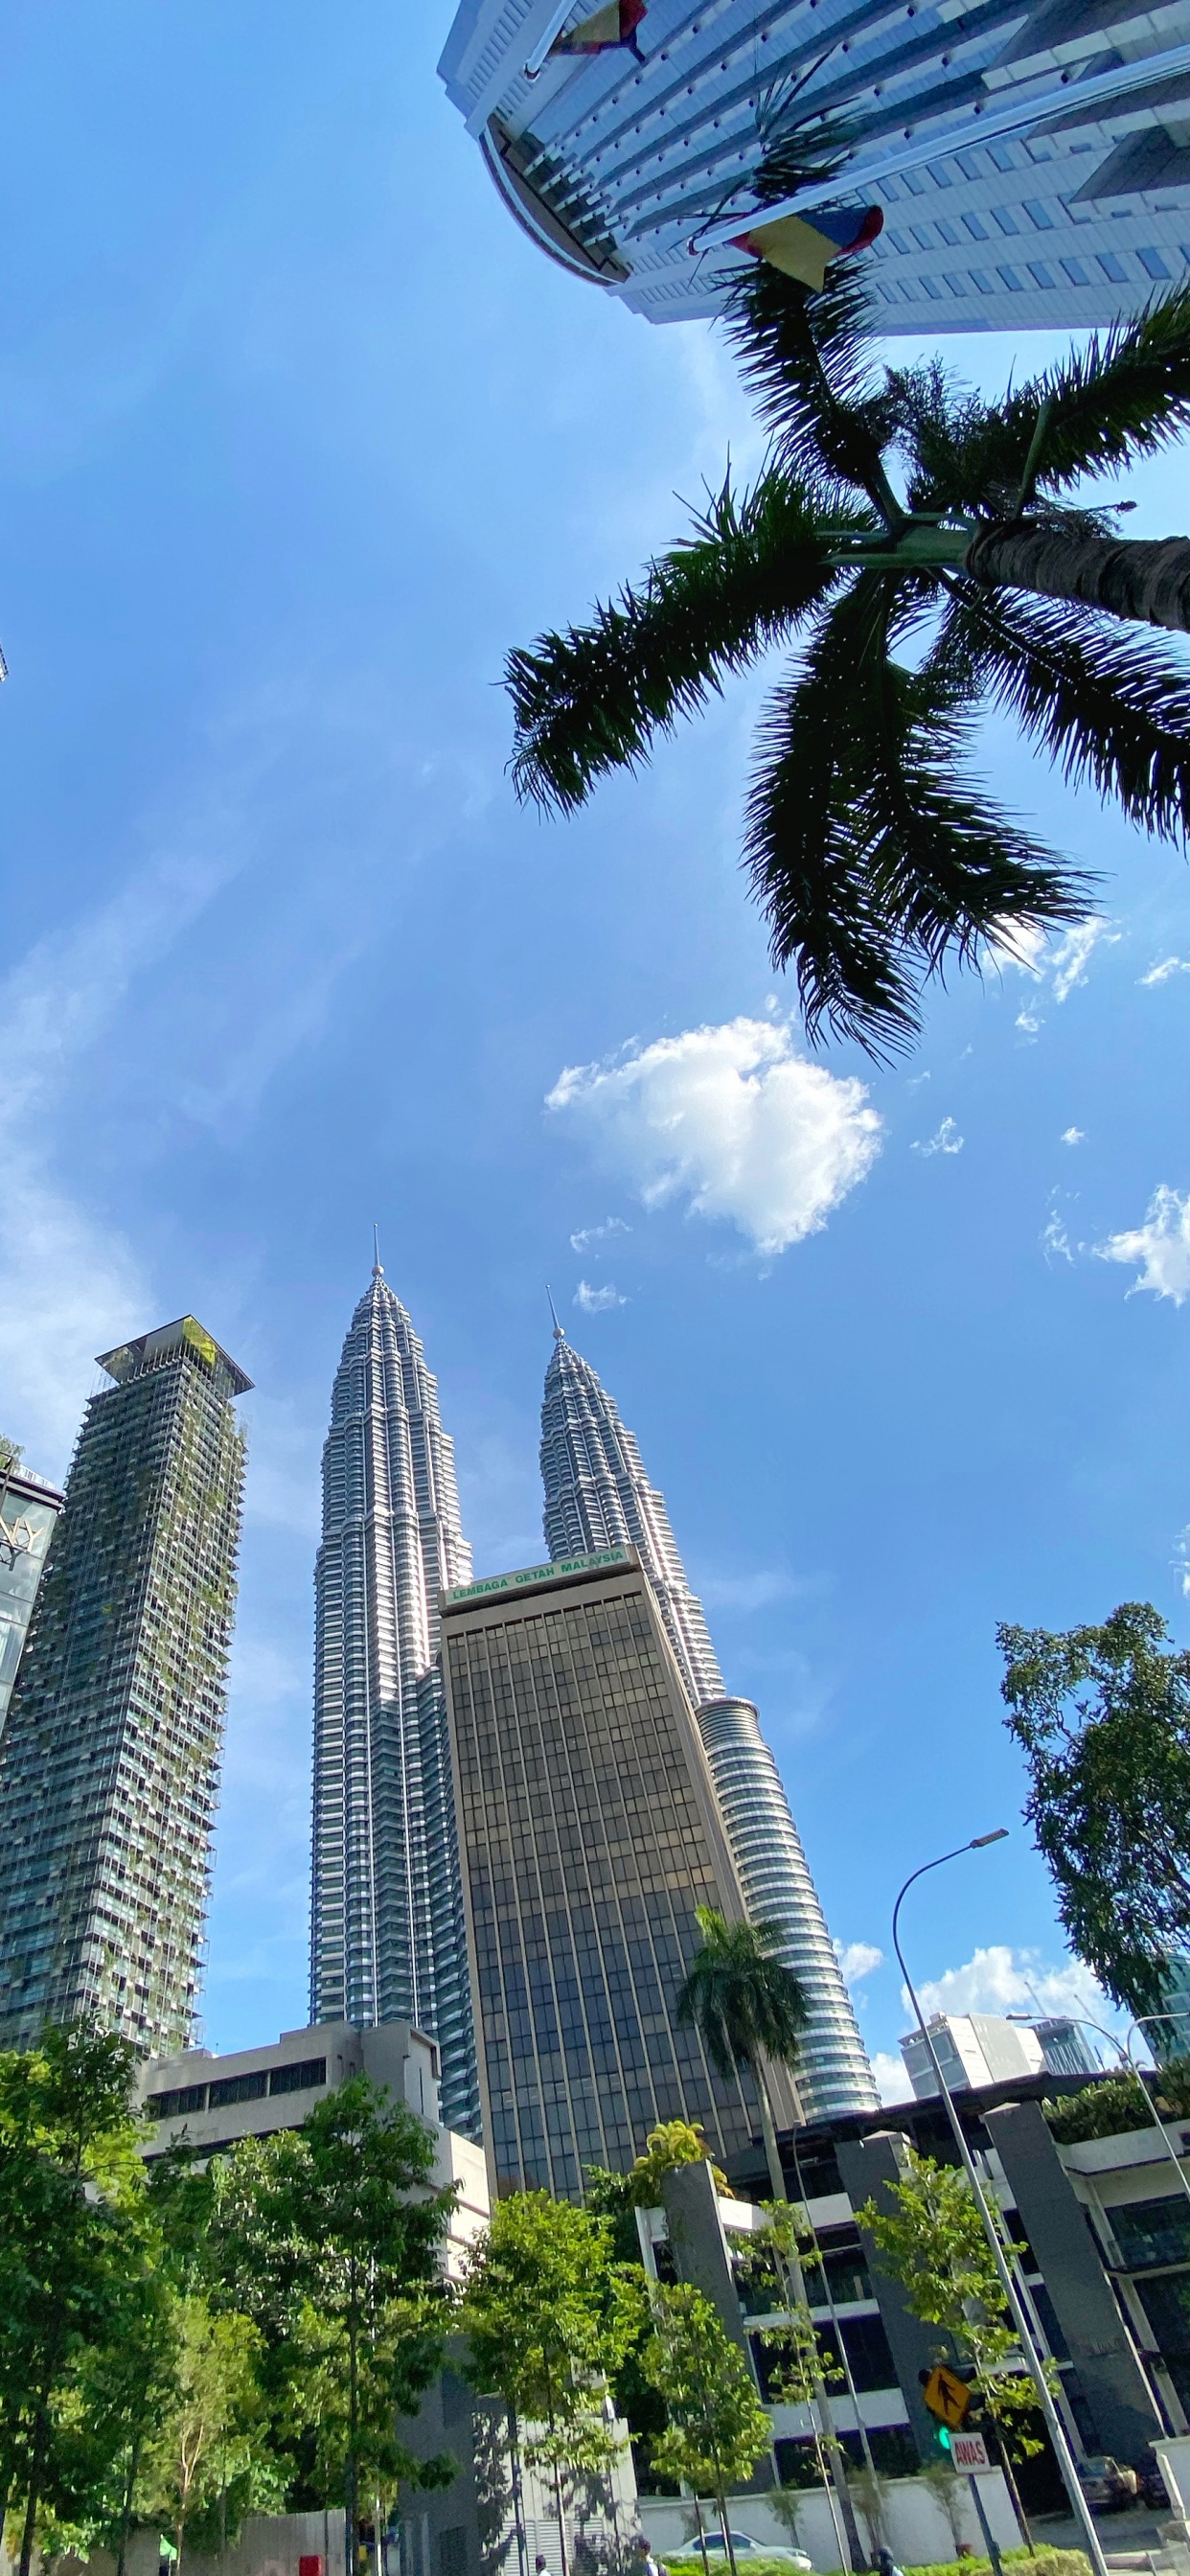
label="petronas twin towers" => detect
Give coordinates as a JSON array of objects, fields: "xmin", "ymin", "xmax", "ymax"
[{"xmin": 310, "ymin": 1266, "xmax": 876, "ymax": 2146}]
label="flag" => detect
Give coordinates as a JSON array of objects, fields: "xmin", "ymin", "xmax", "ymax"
[
  {"xmin": 730, "ymin": 202, "xmax": 883, "ymax": 290},
  {"xmin": 549, "ymin": 0, "xmax": 647, "ymax": 58}
]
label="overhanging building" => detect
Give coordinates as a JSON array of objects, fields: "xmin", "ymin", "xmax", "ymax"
[
  {"xmin": 309, "ymin": 1263, "xmax": 480, "ymax": 2137},
  {"xmin": 439, "ymin": 0, "xmax": 1190, "ymax": 333},
  {"xmin": 442, "ymin": 1545, "xmax": 791, "ymax": 2196},
  {"xmin": 539, "ymin": 1326, "xmax": 877, "ymax": 2121},
  {"xmin": 0, "ymin": 1317, "xmax": 248, "ymax": 2055}
]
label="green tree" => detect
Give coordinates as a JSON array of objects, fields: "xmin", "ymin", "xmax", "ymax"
[
  {"xmin": 506, "ymin": 176, "xmax": 1190, "ymax": 1057},
  {"xmin": 626, "ymin": 2122, "xmax": 728, "ymax": 2207},
  {"xmin": 0, "ymin": 1435, "xmax": 23, "ymax": 1474},
  {"xmin": 460, "ymin": 2192, "xmax": 640, "ymax": 2576},
  {"xmin": 135, "ymin": 2297, "xmax": 266, "ymax": 2576},
  {"xmin": 857, "ymin": 2142, "xmax": 1050, "ymax": 2535},
  {"xmin": 208, "ymin": 2078, "xmax": 455, "ymax": 2564},
  {"xmin": 738, "ymin": 2206, "xmax": 846, "ymax": 2521},
  {"xmin": 640, "ymin": 2285, "xmax": 771, "ymax": 2576},
  {"xmin": 675, "ymin": 1908, "xmax": 807, "ymax": 2203},
  {"xmin": 998, "ymin": 1599, "xmax": 1190, "ymax": 2017}
]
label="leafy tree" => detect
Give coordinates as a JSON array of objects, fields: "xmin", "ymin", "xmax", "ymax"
[
  {"xmin": 737, "ymin": 2206, "xmax": 849, "ymax": 2529},
  {"xmin": 857, "ymin": 2143, "xmax": 1050, "ymax": 2536},
  {"xmin": 675, "ymin": 1908, "xmax": 807, "ymax": 2201},
  {"xmin": 135, "ymin": 2297, "xmax": 267, "ymax": 2576},
  {"xmin": 0, "ymin": 1435, "xmax": 23, "ymax": 1474},
  {"xmin": 207, "ymin": 2078, "xmax": 455, "ymax": 2561},
  {"xmin": 999, "ymin": 1599, "xmax": 1190, "ymax": 2016},
  {"xmin": 626, "ymin": 2123, "xmax": 728, "ymax": 2207},
  {"xmin": 460, "ymin": 2192, "xmax": 640, "ymax": 2576},
  {"xmin": 1042, "ymin": 2058, "xmax": 1190, "ymax": 2145},
  {"xmin": 506, "ymin": 172, "xmax": 1190, "ymax": 1056},
  {"xmin": 640, "ymin": 2285, "xmax": 772, "ymax": 2576}
]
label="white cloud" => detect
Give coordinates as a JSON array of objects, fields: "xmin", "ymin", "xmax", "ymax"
[
  {"xmin": 569, "ymin": 1218, "xmax": 630, "ymax": 1254},
  {"xmin": 1099, "ymin": 1184, "xmax": 1190, "ymax": 1304},
  {"xmin": 573, "ymin": 1278, "xmax": 627, "ymax": 1313},
  {"xmin": 1051, "ymin": 919, "xmax": 1114, "ymax": 1004},
  {"xmin": 1140, "ymin": 956, "xmax": 1190, "ymax": 988},
  {"xmin": 1016, "ymin": 1010, "xmax": 1042, "ymax": 1038},
  {"xmin": 913, "ymin": 1944, "xmax": 1119, "ymax": 2036},
  {"xmin": 872, "ymin": 2050, "xmax": 914, "ymax": 2105},
  {"xmin": 547, "ymin": 1018, "xmax": 881, "ymax": 1257},
  {"xmin": 1175, "ymin": 1527, "xmax": 1190, "ymax": 1598},
  {"xmin": 1041, "ymin": 1206, "xmax": 1073, "ymax": 1264},
  {"xmin": 1061, "ymin": 1127, "xmax": 1085, "ymax": 1146},
  {"xmin": 836, "ymin": 1941, "xmax": 883, "ymax": 1986},
  {"xmin": 992, "ymin": 915, "xmax": 1116, "ymax": 1014},
  {"xmin": 912, "ymin": 1116, "xmax": 964, "ymax": 1159},
  {"xmin": 990, "ymin": 920, "xmax": 1048, "ymax": 975}
]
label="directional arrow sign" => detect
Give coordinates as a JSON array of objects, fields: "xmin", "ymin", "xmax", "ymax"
[{"xmin": 923, "ymin": 2365, "xmax": 972, "ymax": 2430}]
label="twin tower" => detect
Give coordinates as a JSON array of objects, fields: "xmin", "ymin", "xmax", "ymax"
[{"xmin": 309, "ymin": 1262, "xmax": 877, "ymax": 2177}]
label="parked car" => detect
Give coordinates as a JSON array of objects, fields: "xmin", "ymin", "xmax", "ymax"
[
  {"xmin": 1077, "ymin": 2457, "xmax": 1140, "ymax": 2511},
  {"xmin": 691, "ymin": 2539, "xmax": 812, "ymax": 2569}
]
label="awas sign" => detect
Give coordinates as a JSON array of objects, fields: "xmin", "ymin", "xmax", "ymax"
[{"xmin": 951, "ymin": 2430, "xmax": 991, "ymax": 2472}]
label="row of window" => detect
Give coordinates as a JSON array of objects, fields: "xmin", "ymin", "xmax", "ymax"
[
  {"xmin": 147, "ymin": 2055, "xmax": 327, "ymax": 2119},
  {"xmin": 884, "ymin": 244, "xmax": 1186, "ymax": 304}
]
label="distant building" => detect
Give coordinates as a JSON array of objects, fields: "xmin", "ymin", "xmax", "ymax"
[
  {"xmin": 0, "ymin": 1459, "xmax": 64, "ymax": 1734},
  {"xmin": 901, "ymin": 2011, "xmax": 1100, "ymax": 2096},
  {"xmin": 1032, "ymin": 2014, "xmax": 1101, "ymax": 2079},
  {"xmin": 0, "ymin": 1317, "xmax": 248, "ymax": 2055},
  {"xmin": 1151, "ymin": 1961, "xmax": 1190, "ymax": 2062},
  {"xmin": 439, "ymin": 0, "xmax": 1190, "ymax": 334},
  {"xmin": 539, "ymin": 1325, "xmax": 877, "ymax": 2122},
  {"xmin": 137, "ymin": 2016, "xmax": 489, "ymax": 2276},
  {"xmin": 441, "ymin": 1545, "xmax": 793, "ymax": 2197},
  {"xmin": 309, "ymin": 1263, "xmax": 480, "ymax": 2138}
]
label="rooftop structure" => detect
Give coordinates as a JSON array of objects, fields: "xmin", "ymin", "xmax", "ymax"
[
  {"xmin": 439, "ymin": 0, "xmax": 1190, "ymax": 333},
  {"xmin": 901, "ymin": 2009, "xmax": 1102, "ymax": 2095},
  {"xmin": 309, "ymin": 1262, "xmax": 481, "ymax": 2137},
  {"xmin": 539, "ymin": 1326, "xmax": 877, "ymax": 2121},
  {"xmin": 0, "ymin": 1317, "xmax": 248, "ymax": 2054}
]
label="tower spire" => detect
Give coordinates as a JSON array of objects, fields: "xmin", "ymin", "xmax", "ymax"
[
  {"xmin": 373, "ymin": 1222, "xmax": 382, "ymax": 1278},
  {"xmin": 547, "ymin": 1283, "xmax": 564, "ymax": 1341}
]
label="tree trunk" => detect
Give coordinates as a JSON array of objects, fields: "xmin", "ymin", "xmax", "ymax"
[
  {"xmin": 754, "ymin": 2073, "xmax": 787, "ymax": 2204},
  {"xmin": 777, "ymin": 2246, "xmax": 864, "ymax": 2575},
  {"xmin": 18, "ymin": 2405, "xmax": 49, "ymax": 2576},
  {"xmin": 966, "ymin": 521, "xmax": 1190, "ymax": 632},
  {"xmin": 716, "ymin": 2487, "xmax": 738, "ymax": 2576},
  {"xmin": 117, "ymin": 2436, "xmax": 142, "ymax": 2576},
  {"xmin": 508, "ymin": 2408, "xmax": 529, "ymax": 2576}
]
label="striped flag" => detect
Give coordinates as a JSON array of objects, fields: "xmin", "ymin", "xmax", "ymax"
[
  {"xmin": 549, "ymin": 0, "xmax": 647, "ymax": 58},
  {"xmin": 731, "ymin": 202, "xmax": 883, "ymax": 290}
]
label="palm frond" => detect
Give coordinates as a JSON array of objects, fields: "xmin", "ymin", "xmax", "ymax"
[
  {"xmin": 744, "ymin": 574, "xmax": 1089, "ymax": 1052},
  {"xmin": 507, "ymin": 470, "xmax": 851, "ymax": 812},
  {"xmin": 724, "ymin": 257, "xmax": 901, "ymax": 519},
  {"xmin": 940, "ymin": 576, "xmax": 1190, "ymax": 842}
]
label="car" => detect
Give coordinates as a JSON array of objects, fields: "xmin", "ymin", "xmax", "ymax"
[
  {"xmin": 1077, "ymin": 2457, "xmax": 1140, "ymax": 2511},
  {"xmin": 1138, "ymin": 2461, "xmax": 1171, "ymax": 2512},
  {"xmin": 689, "ymin": 2538, "xmax": 812, "ymax": 2568}
]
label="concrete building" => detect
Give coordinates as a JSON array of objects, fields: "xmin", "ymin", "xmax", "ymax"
[
  {"xmin": 901, "ymin": 2010, "xmax": 1100, "ymax": 2095},
  {"xmin": 439, "ymin": 0, "xmax": 1190, "ymax": 334},
  {"xmin": 539, "ymin": 1326, "xmax": 877, "ymax": 2122},
  {"xmin": 0, "ymin": 1317, "xmax": 248, "ymax": 2055},
  {"xmin": 0, "ymin": 1457, "xmax": 63, "ymax": 1735},
  {"xmin": 138, "ymin": 2017, "xmax": 490, "ymax": 2277},
  {"xmin": 310, "ymin": 1262, "xmax": 480, "ymax": 2138},
  {"xmin": 441, "ymin": 1544, "xmax": 794, "ymax": 2197}
]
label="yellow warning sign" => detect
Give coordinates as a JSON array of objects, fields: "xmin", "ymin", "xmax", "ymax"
[{"xmin": 923, "ymin": 2365, "xmax": 971, "ymax": 2430}]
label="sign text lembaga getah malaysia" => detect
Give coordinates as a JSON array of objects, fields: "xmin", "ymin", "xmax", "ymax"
[{"xmin": 443, "ymin": 1547, "xmax": 630, "ymax": 1608}]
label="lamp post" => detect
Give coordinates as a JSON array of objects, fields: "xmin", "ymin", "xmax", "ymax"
[
  {"xmin": 1010, "ymin": 2010, "xmax": 1190, "ymax": 2214},
  {"xmin": 892, "ymin": 1835, "xmax": 1110, "ymax": 2576}
]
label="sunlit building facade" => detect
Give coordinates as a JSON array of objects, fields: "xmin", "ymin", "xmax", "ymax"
[
  {"xmin": 440, "ymin": 0, "xmax": 1190, "ymax": 333},
  {"xmin": 539, "ymin": 1325, "xmax": 878, "ymax": 2121},
  {"xmin": 0, "ymin": 1459, "xmax": 64, "ymax": 1736},
  {"xmin": 309, "ymin": 1265, "xmax": 481, "ymax": 2137}
]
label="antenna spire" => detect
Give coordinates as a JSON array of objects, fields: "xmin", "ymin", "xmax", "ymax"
[
  {"xmin": 547, "ymin": 1284, "xmax": 565, "ymax": 1341},
  {"xmin": 373, "ymin": 1222, "xmax": 383, "ymax": 1277}
]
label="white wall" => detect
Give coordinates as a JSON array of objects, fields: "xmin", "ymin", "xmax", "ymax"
[{"xmin": 637, "ymin": 2470, "xmax": 1020, "ymax": 2571}]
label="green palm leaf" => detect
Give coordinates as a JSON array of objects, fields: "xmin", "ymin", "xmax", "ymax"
[
  {"xmin": 675, "ymin": 1907, "xmax": 809, "ymax": 2083},
  {"xmin": 725, "ymin": 258, "xmax": 901, "ymax": 519}
]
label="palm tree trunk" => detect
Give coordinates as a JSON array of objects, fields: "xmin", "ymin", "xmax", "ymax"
[
  {"xmin": 754, "ymin": 2072, "xmax": 787, "ymax": 2204},
  {"xmin": 966, "ymin": 521, "xmax": 1190, "ymax": 632}
]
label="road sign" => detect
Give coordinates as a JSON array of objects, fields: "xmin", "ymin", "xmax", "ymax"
[
  {"xmin": 952, "ymin": 2430, "xmax": 991, "ymax": 2472},
  {"xmin": 922, "ymin": 2364, "xmax": 972, "ymax": 2430}
]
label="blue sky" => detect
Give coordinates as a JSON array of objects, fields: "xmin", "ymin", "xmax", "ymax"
[{"xmin": 3, "ymin": 0, "xmax": 1189, "ymax": 2100}]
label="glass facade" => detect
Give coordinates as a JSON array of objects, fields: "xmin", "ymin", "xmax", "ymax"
[
  {"xmin": 443, "ymin": 1557, "xmax": 764, "ymax": 2197},
  {"xmin": 538, "ymin": 1328, "xmax": 877, "ymax": 2120},
  {"xmin": 309, "ymin": 1264, "xmax": 480, "ymax": 2138},
  {"xmin": 0, "ymin": 1317, "xmax": 248, "ymax": 2055},
  {"xmin": 0, "ymin": 1467, "xmax": 63, "ymax": 1734}
]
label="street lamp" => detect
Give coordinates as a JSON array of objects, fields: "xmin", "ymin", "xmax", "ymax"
[
  {"xmin": 892, "ymin": 1834, "xmax": 1110, "ymax": 2576},
  {"xmin": 1009, "ymin": 2009, "xmax": 1190, "ymax": 2215}
]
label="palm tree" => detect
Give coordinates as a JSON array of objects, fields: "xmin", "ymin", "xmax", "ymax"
[
  {"xmin": 675, "ymin": 1906, "xmax": 807, "ymax": 2201},
  {"xmin": 508, "ymin": 183, "xmax": 1190, "ymax": 1055}
]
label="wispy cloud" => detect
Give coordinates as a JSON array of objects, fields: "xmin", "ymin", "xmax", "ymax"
[
  {"xmin": 993, "ymin": 914, "xmax": 1117, "ymax": 1035},
  {"xmin": 872, "ymin": 2049, "xmax": 914, "ymax": 2104},
  {"xmin": 1175, "ymin": 1527, "xmax": 1190, "ymax": 1598},
  {"xmin": 912, "ymin": 1116, "xmax": 964, "ymax": 1159},
  {"xmin": 836, "ymin": 1941, "xmax": 883, "ymax": 1986},
  {"xmin": 569, "ymin": 1217, "xmax": 630, "ymax": 1254},
  {"xmin": 1041, "ymin": 1206, "xmax": 1074, "ymax": 1265},
  {"xmin": 548, "ymin": 1017, "xmax": 881, "ymax": 1257},
  {"xmin": 914, "ymin": 1943, "xmax": 1120, "ymax": 2036},
  {"xmin": 1099, "ymin": 1184, "xmax": 1190, "ymax": 1304},
  {"xmin": 1139, "ymin": 956, "xmax": 1190, "ymax": 988},
  {"xmin": 574, "ymin": 1278, "xmax": 627, "ymax": 1313},
  {"xmin": 1061, "ymin": 1126, "xmax": 1085, "ymax": 1146}
]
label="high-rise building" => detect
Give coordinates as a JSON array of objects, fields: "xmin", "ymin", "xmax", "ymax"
[
  {"xmin": 439, "ymin": 0, "xmax": 1190, "ymax": 334},
  {"xmin": 0, "ymin": 1318, "xmax": 248, "ymax": 2055},
  {"xmin": 442, "ymin": 1546, "xmax": 792, "ymax": 2196},
  {"xmin": 539, "ymin": 1326, "xmax": 877, "ymax": 2121},
  {"xmin": 309, "ymin": 1263, "xmax": 481, "ymax": 2137},
  {"xmin": 0, "ymin": 1456, "xmax": 64, "ymax": 1735}
]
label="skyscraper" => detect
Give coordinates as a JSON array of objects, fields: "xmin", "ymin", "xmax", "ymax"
[
  {"xmin": 309, "ymin": 1263, "xmax": 481, "ymax": 2137},
  {"xmin": 0, "ymin": 1317, "xmax": 248, "ymax": 2055},
  {"xmin": 442, "ymin": 1547, "xmax": 790, "ymax": 2196},
  {"xmin": 539, "ymin": 1326, "xmax": 878, "ymax": 2121},
  {"xmin": 0, "ymin": 1455, "xmax": 64, "ymax": 1736},
  {"xmin": 439, "ymin": 0, "xmax": 1190, "ymax": 334}
]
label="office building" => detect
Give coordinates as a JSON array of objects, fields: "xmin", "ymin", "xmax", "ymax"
[
  {"xmin": 441, "ymin": 1545, "xmax": 793, "ymax": 2196},
  {"xmin": 137, "ymin": 2016, "xmax": 490, "ymax": 2277},
  {"xmin": 0, "ymin": 1456, "xmax": 64, "ymax": 1734},
  {"xmin": 539, "ymin": 1325, "xmax": 877, "ymax": 2120},
  {"xmin": 901, "ymin": 2009, "xmax": 1101, "ymax": 2095},
  {"xmin": 309, "ymin": 1261, "xmax": 480, "ymax": 2137},
  {"xmin": 439, "ymin": 0, "xmax": 1190, "ymax": 334},
  {"xmin": 0, "ymin": 1317, "xmax": 248, "ymax": 2055}
]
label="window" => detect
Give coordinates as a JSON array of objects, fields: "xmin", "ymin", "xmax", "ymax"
[
  {"xmin": 1138, "ymin": 247, "xmax": 1172, "ymax": 278},
  {"xmin": 963, "ymin": 212, "xmax": 989, "ymax": 239},
  {"xmin": 207, "ymin": 2068, "xmax": 268, "ymax": 2109},
  {"xmin": 269, "ymin": 2056, "xmax": 328, "ymax": 2096},
  {"xmin": 1021, "ymin": 197, "xmax": 1054, "ymax": 228},
  {"xmin": 1027, "ymin": 262, "xmax": 1055, "ymax": 288},
  {"xmin": 148, "ymin": 2082, "xmax": 207, "ymax": 2119},
  {"xmin": 1111, "ymin": 2195, "xmax": 1190, "ymax": 2269},
  {"xmin": 992, "ymin": 206, "xmax": 1019, "ymax": 235},
  {"xmin": 1098, "ymin": 251, "xmax": 1128, "ymax": 282},
  {"xmin": 997, "ymin": 264, "xmax": 1023, "ymax": 290},
  {"xmin": 1061, "ymin": 256, "xmax": 1089, "ymax": 285}
]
